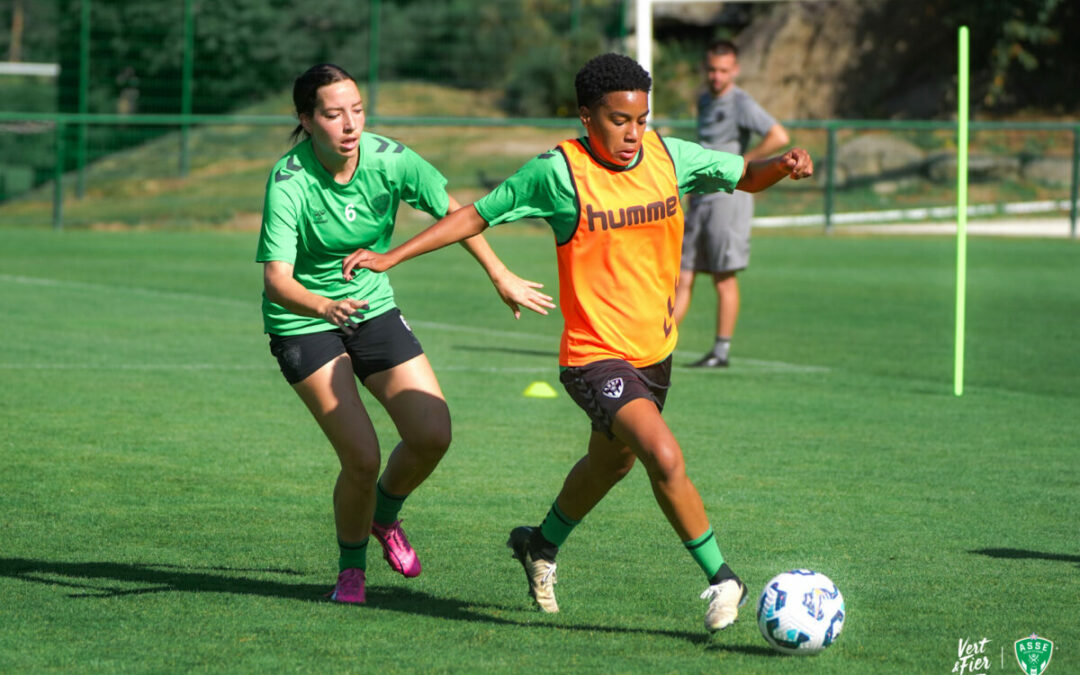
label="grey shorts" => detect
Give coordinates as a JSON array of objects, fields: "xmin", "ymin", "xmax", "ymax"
[{"xmin": 681, "ymin": 191, "xmax": 753, "ymax": 273}]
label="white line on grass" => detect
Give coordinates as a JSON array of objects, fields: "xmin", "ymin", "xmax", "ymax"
[
  {"xmin": 0, "ymin": 362, "xmax": 557, "ymax": 375},
  {"xmin": 672, "ymin": 351, "xmax": 831, "ymax": 374},
  {"xmin": 437, "ymin": 365, "xmax": 554, "ymax": 373},
  {"xmin": 0, "ymin": 273, "xmax": 251, "ymax": 308},
  {"xmin": 0, "ymin": 363, "xmax": 270, "ymax": 371},
  {"xmin": 0, "ymin": 359, "xmax": 826, "ymax": 376}
]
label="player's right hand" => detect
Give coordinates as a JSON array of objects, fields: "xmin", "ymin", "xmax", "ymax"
[{"xmin": 320, "ymin": 298, "xmax": 370, "ymax": 330}]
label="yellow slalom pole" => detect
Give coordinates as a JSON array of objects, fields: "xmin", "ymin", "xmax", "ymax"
[{"xmin": 954, "ymin": 26, "xmax": 970, "ymax": 397}]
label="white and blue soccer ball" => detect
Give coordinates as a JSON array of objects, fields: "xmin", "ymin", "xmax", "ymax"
[{"xmin": 756, "ymin": 569, "xmax": 845, "ymax": 655}]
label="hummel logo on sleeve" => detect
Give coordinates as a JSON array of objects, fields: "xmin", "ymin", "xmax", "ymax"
[
  {"xmin": 275, "ymin": 156, "xmax": 303, "ymax": 182},
  {"xmin": 374, "ymin": 138, "xmax": 405, "ymax": 153}
]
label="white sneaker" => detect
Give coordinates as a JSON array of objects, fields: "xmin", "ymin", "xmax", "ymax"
[
  {"xmin": 507, "ymin": 526, "xmax": 559, "ymax": 613},
  {"xmin": 701, "ymin": 578, "xmax": 748, "ymax": 632}
]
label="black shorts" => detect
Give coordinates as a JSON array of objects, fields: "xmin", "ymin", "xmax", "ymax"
[
  {"xmin": 559, "ymin": 356, "xmax": 672, "ymax": 439},
  {"xmin": 268, "ymin": 308, "xmax": 424, "ymax": 385}
]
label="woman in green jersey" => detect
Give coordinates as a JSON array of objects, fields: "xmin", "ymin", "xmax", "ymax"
[
  {"xmin": 341, "ymin": 53, "xmax": 812, "ymax": 631},
  {"xmin": 256, "ymin": 63, "xmax": 554, "ymax": 604}
]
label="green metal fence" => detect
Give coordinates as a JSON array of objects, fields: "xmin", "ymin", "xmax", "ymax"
[
  {"xmin": 2, "ymin": 0, "xmax": 629, "ymax": 189},
  {"xmin": 814, "ymin": 120, "xmax": 1079, "ymax": 236},
  {"xmin": 1, "ymin": 0, "xmax": 1076, "ymax": 236},
  {"xmin": 0, "ymin": 110, "xmax": 1076, "ymax": 237}
]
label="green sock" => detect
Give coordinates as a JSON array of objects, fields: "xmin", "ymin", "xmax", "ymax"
[
  {"xmin": 684, "ymin": 527, "xmax": 725, "ymax": 581},
  {"xmin": 538, "ymin": 500, "xmax": 581, "ymax": 548},
  {"xmin": 373, "ymin": 479, "xmax": 407, "ymax": 526},
  {"xmin": 338, "ymin": 537, "xmax": 369, "ymax": 572}
]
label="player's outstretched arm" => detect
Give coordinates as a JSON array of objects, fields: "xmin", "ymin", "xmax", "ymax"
[
  {"xmin": 735, "ymin": 147, "xmax": 813, "ymax": 193},
  {"xmin": 342, "ymin": 204, "xmax": 488, "ymax": 279}
]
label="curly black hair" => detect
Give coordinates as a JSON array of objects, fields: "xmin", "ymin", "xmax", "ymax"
[{"xmin": 574, "ymin": 53, "xmax": 652, "ymax": 110}]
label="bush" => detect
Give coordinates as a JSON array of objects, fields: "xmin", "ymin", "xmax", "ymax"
[{"xmin": 502, "ymin": 31, "xmax": 608, "ymax": 118}]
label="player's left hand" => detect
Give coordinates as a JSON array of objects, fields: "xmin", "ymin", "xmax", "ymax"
[
  {"xmin": 780, "ymin": 148, "xmax": 813, "ymax": 180},
  {"xmin": 491, "ymin": 270, "xmax": 556, "ymax": 319}
]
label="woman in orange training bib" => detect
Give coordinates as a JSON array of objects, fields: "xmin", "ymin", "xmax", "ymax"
[{"xmin": 341, "ymin": 53, "xmax": 812, "ymax": 632}]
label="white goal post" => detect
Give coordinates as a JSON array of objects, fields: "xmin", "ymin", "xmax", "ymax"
[{"xmin": 0, "ymin": 62, "xmax": 59, "ymax": 77}]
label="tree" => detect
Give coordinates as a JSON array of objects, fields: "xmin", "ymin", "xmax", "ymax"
[{"xmin": 918, "ymin": 0, "xmax": 1077, "ymax": 112}]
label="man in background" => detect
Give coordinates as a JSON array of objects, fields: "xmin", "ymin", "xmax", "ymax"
[{"xmin": 674, "ymin": 39, "xmax": 789, "ymax": 367}]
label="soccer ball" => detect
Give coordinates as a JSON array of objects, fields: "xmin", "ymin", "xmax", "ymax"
[{"xmin": 756, "ymin": 569, "xmax": 845, "ymax": 655}]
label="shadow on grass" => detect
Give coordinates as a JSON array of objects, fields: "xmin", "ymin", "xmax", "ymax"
[
  {"xmin": 451, "ymin": 344, "xmax": 559, "ymax": 359},
  {"xmin": 0, "ymin": 557, "xmax": 324, "ymax": 601},
  {"xmin": 367, "ymin": 586, "xmax": 721, "ymax": 646},
  {"xmin": 0, "ymin": 556, "xmax": 763, "ymax": 649},
  {"xmin": 970, "ymin": 548, "xmax": 1080, "ymax": 568}
]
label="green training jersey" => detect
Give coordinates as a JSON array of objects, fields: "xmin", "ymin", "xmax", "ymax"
[
  {"xmin": 474, "ymin": 134, "xmax": 744, "ymax": 243},
  {"xmin": 256, "ymin": 135, "xmax": 449, "ymax": 335}
]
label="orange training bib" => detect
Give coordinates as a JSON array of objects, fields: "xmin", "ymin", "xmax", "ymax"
[{"xmin": 556, "ymin": 131, "xmax": 682, "ymax": 367}]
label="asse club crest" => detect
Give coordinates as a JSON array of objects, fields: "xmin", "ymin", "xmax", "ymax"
[{"xmin": 1014, "ymin": 634, "xmax": 1053, "ymax": 675}]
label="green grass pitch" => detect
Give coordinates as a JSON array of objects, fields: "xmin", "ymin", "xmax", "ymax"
[{"xmin": 0, "ymin": 226, "xmax": 1077, "ymax": 673}]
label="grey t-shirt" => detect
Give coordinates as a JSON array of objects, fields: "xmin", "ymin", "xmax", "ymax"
[{"xmin": 697, "ymin": 85, "xmax": 777, "ymax": 155}]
